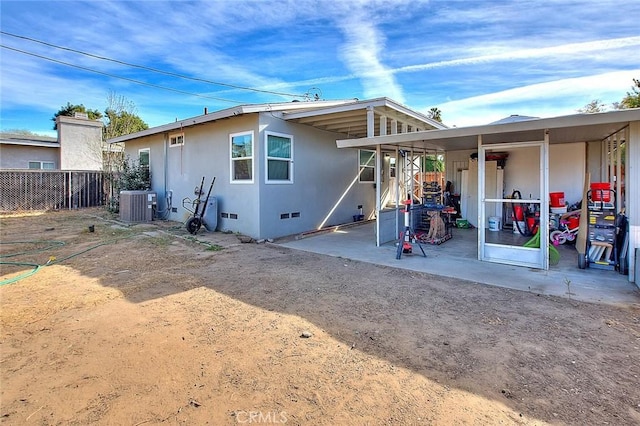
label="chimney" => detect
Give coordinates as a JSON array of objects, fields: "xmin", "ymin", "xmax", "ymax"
[{"xmin": 204, "ymin": 107, "xmax": 208, "ymax": 115}]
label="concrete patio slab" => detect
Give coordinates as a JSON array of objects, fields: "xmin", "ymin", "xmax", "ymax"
[{"xmin": 277, "ymin": 221, "xmax": 640, "ymax": 306}]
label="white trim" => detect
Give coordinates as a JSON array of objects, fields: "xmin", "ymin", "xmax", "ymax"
[
  {"xmin": 358, "ymin": 149, "xmax": 376, "ymax": 183},
  {"xmin": 138, "ymin": 147, "xmax": 150, "ymax": 176},
  {"xmin": 230, "ymin": 131, "xmax": 254, "ymax": 184},
  {"xmin": 28, "ymin": 160, "xmax": 55, "ymax": 169},
  {"xmin": 264, "ymin": 131, "xmax": 294, "ymax": 185},
  {"xmin": 479, "ymin": 139, "xmax": 548, "ymax": 270},
  {"xmin": 169, "ymin": 132, "xmax": 184, "ymax": 147}
]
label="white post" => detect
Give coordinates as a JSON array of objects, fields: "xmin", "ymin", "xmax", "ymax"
[
  {"xmin": 380, "ymin": 115, "xmax": 387, "ymax": 136},
  {"xmin": 542, "ymin": 131, "xmax": 550, "ymax": 270},
  {"xmin": 366, "ymin": 106, "xmax": 375, "ymax": 138},
  {"xmin": 627, "ymin": 122, "xmax": 639, "ymax": 283},
  {"xmin": 376, "ymin": 143, "xmax": 382, "ymax": 247},
  {"xmin": 477, "ymin": 135, "xmax": 484, "ymax": 260}
]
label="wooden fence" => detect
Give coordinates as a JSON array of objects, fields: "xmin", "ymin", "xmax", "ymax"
[{"xmin": 0, "ymin": 170, "xmax": 115, "ymax": 212}]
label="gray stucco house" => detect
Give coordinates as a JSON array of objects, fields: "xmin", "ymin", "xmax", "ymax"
[{"xmin": 108, "ymin": 98, "xmax": 444, "ymax": 239}]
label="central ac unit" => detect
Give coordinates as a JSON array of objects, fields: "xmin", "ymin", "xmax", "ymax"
[{"xmin": 120, "ymin": 190, "xmax": 156, "ymax": 222}]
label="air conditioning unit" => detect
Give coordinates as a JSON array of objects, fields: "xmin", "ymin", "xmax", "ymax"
[{"xmin": 119, "ymin": 190, "xmax": 156, "ymax": 222}]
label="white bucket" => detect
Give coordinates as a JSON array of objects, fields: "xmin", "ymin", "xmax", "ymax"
[
  {"xmin": 488, "ymin": 216, "xmax": 500, "ymax": 231},
  {"xmin": 513, "ymin": 221, "xmax": 526, "ymax": 234}
]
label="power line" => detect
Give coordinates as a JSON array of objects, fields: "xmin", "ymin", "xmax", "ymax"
[
  {"xmin": 1, "ymin": 44, "xmax": 245, "ymax": 104},
  {"xmin": 0, "ymin": 30, "xmax": 306, "ymax": 99}
]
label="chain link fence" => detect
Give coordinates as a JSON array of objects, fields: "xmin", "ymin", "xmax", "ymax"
[{"xmin": 0, "ymin": 170, "xmax": 115, "ymax": 212}]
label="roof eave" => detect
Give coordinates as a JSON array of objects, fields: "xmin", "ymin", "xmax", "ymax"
[
  {"xmin": 107, "ymin": 99, "xmax": 362, "ymax": 144},
  {"xmin": 337, "ymin": 108, "xmax": 640, "ymax": 149}
]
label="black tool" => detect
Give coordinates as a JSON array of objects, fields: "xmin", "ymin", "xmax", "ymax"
[{"xmin": 185, "ymin": 177, "xmax": 216, "ymax": 235}]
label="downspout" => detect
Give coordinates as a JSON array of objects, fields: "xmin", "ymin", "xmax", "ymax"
[{"xmin": 164, "ymin": 133, "xmax": 169, "ymax": 215}]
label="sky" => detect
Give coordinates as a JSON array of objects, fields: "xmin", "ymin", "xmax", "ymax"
[{"xmin": 1, "ymin": 0, "xmax": 639, "ymax": 137}]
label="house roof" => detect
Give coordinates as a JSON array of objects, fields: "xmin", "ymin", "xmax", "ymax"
[
  {"xmin": 107, "ymin": 97, "xmax": 445, "ymax": 143},
  {"xmin": 488, "ymin": 114, "xmax": 539, "ymax": 125},
  {"xmin": 336, "ymin": 108, "xmax": 640, "ymax": 152},
  {"xmin": 0, "ymin": 133, "xmax": 60, "ymax": 148}
]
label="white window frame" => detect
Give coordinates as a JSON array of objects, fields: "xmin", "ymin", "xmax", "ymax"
[
  {"xmin": 28, "ymin": 161, "xmax": 55, "ymax": 169},
  {"xmin": 265, "ymin": 131, "xmax": 294, "ymax": 184},
  {"xmin": 358, "ymin": 149, "xmax": 376, "ymax": 183},
  {"xmin": 138, "ymin": 148, "xmax": 150, "ymax": 174},
  {"xmin": 169, "ymin": 132, "xmax": 184, "ymax": 147},
  {"xmin": 389, "ymin": 156, "xmax": 396, "ymax": 179},
  {"xmin": 230, "ymin": 131, "xmax": 254, "ymax": 184}
]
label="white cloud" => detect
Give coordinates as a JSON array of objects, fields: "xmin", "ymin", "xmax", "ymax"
[
  {"xmin": 394, "ymin": 37, "xmax": 640, "ymax": 75},
  {"xmin": 437, "ymin": 70, "xmax": 640, "ymax": 127},
  {"xmin": 334, "ymin": 7, "xmax": 405, "ymax": 102}
]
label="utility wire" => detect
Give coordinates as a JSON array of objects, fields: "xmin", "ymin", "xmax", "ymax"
[
  {"xmin": 1, "ymin": 44, "xmax": 243, "ymax": 104},
  {"xmin": 0, "ymin": 30, "xmax": 306, "ymax": 99}
]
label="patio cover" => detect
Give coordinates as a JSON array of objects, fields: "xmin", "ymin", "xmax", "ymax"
[
  {"xmin": 336, "ymin": 108, "xmax": 640, "ymax": 151},
  {"xmin": 336, "ymin": 108, "xmax": 640, "ymax": 283}
]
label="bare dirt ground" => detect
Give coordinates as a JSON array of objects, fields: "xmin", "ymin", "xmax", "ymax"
[{"xmin": 1, "ymin": 209, "xmax": 639, "ymax": 425}]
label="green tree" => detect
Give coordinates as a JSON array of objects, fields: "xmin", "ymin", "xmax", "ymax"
[
  {"xmin": 102, "ymin": 91, "xmax": 148, "ymax": 140},
  {"xmin": 577, "ymin": 99, "xmax": 606, "ymax": 113},
  {"xmin": 52, "ymin": 102, "xmax": 102, "ymax": 129},
  {"xmin": 427, "ymin": 107, "xmax": 443, "ymax": 123},
  {"xmin": 102, "ymin": 92, "xmax": 149, "ymax": 173},
  {"xmin": 618, "ymin": 78, "xmax": 640, "ymax": 109},
  {"xmin": 423, "ymin": 154, "xmax": 444, "ymax": 172}
]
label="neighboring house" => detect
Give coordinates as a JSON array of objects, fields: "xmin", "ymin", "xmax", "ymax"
[
  {"xmin": 0, "ymin": 113, "xmax": 104, "ymax": 171},
  {"xmin": 108, "ymin": 98, "xmax": 445, "ymax": 239},
  {"xmin": 0, "ymin": 133, "xmax": 59, "ymax": 169}
]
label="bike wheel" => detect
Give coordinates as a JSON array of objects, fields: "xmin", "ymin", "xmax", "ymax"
[{"xmin": 550, "ymin": 230, "xmax": 566, "ymax": 245}]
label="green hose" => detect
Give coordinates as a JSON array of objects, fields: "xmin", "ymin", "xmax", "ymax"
[
  {"xmin": 0, "ymin": 235, "xmax": 135, "ymax": 286},
  {"xmin": 0, "ymin": 240, "xmax": 65, "ymax": 258},
  {"xmin": 0, "ymin": 262, "xmax": 41, "ymax": 285}
]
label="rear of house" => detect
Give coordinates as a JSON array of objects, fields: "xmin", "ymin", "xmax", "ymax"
[{"xmin": 109, "ymin": 99, "xmax": 443, "ymax": 240}]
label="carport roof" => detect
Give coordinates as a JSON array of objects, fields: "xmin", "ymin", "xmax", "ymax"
[{"xmin": 336, "ymin": 108, "xmax": 640, "ymax": 151}]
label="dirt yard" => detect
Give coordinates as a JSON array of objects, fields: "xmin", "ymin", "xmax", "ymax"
[{"xmin": 1, "ymin": 209, "xmax": 639, "ymax": 425}]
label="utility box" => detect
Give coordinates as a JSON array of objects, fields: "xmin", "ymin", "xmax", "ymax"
[
  {"xmin": 202, "ymin": 196, "xmax": 218, "ymax": 231},
  {"xmin": 120, "ymin": 190, "xmax": 156, "ymax": 222}
]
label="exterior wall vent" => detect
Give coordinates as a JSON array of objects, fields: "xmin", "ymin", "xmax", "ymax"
[{"xmin": 119, "ymin": 190, "xmax": 156, "ymax": 222}]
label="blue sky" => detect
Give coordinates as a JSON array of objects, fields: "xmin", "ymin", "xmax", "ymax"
[{"xmin": 1, "ymin": 0, "xmax": 639, "ymax": 137}]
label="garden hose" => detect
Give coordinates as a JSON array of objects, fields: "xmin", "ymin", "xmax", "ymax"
[{"xmin": 0, "ymin": 234, "xmax": 136, "ymax": 286}]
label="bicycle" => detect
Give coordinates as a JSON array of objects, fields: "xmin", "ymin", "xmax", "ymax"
[{"xmin": 549, "ymin": 218, "xmax": 579, "ymax": 246}]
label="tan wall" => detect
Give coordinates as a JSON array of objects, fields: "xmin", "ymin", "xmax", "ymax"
[
  {"xmin": 0, "ymin": 144, "xmax": 59, "ymax": 169},
  {"xmin": 57, "ymin": 116, "xmax": 103, "ymax": 170}
]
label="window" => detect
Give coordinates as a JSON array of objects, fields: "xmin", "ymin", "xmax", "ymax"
[
  {"xmin": 265, "ymin": 132, "xmax": 293, "ymax": 183},
  {"xmin": 139, "ymin": 148, "xmax": 150, "ymax": 168},
  {"xmin": 358, "ymin": 150, "xmax": 376, "ymax": 182},
  {"xmin": 138, "ymin": 148, "xmax": 150, "ymax": 184},
  {"xmin": 389, "ymin": 157, "xmax": 396, "ymax": 178},
  {"xmin": 28, "ymin": 161, "xmax": 55, "ymax": 169},
  {"xmin": 230, "ymin": 131, "xmax": 253, "ymax": 183},
  {"xmin": 169, "ymin": 133, "xmax": 184, "ymax": 147}
]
